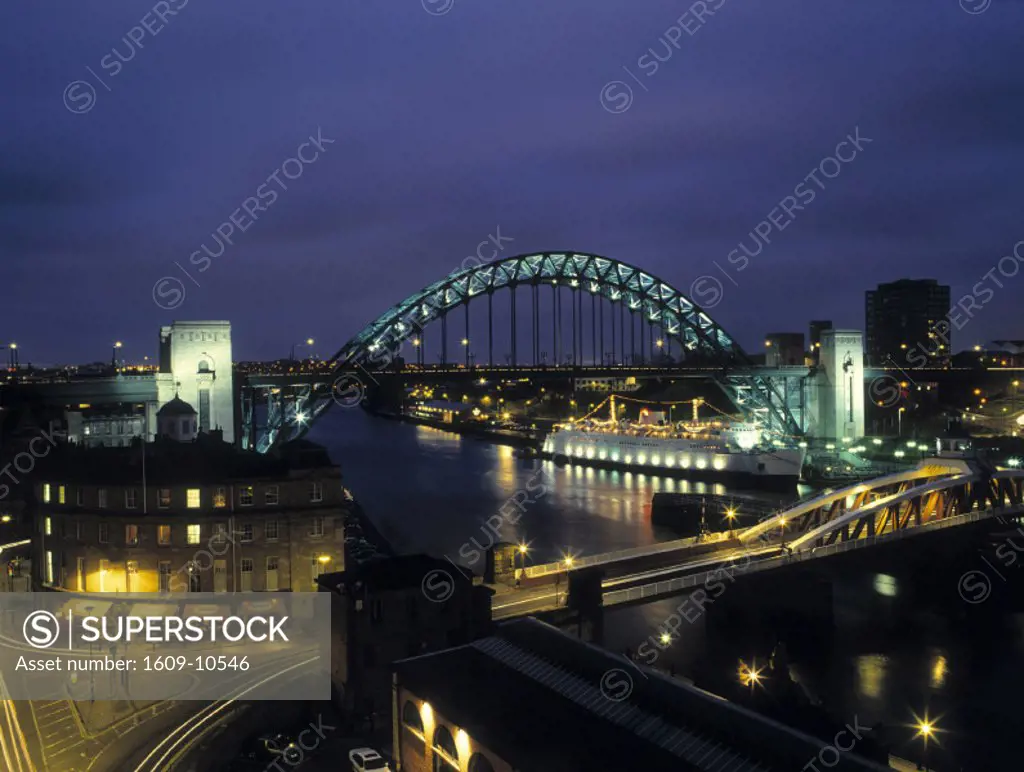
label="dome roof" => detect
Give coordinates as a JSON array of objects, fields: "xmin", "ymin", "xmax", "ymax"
[{"xmin": 157, "ymin": 396, "xmax": 197, "ymax": 417}]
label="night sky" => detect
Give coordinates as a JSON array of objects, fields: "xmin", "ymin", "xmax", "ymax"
[{"xmin": 4, "ymin": 0, "xmax": 1022, "ymax": 365}]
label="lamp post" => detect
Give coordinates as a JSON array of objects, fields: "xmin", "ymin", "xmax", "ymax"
[
  {"xmin": 112, "ymin": 341, "xmax": 122, "ymax": 372},
  {"xmin": 914, "ymin": 717, "xmax": 935, "ymax": 770},
  {"xmin": 897, "ymin": 406, "xmax": 906, "ymax": 437},
  {"xmin": 516, "ymin": 543, "xmax": 528, "ymax": 588},
  {"xmin": 725, "ymin": 507, "xmax": 737, "ymax": 537}
]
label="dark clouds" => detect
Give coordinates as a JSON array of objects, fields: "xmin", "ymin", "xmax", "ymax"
[{"xmin": 3, "ymin": 0, "xmax": 1023, "ymax": 363}]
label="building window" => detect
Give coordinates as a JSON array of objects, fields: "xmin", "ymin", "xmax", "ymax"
[
  {"xmin": 186, "ymin": 489, "xmax": 201, "ymax": 509},
  {"xmin": 158, "ymin": 525, "xmax": 171, "ymax": 546},
  {"xmin": 265, "ymin": 520, "xmax": 279, "ymax": 541},
  {"xmin": 44, "ymin": 517, "xmax": 52, "ymax": 536},
  {"xmin": 159, "ymin": 561, "xmax": 172, "ymax": 592},
  {"xmin": 125, "ymin": 489, "xmax": 137, "ymax": 509},
  {"xmin": 266, "ymin": 557, "xmax": 279, "ymax": 591},
  {"xmin": 126, "ymin": 560, "xmax": 138, "ymax": 591},
  {"xmin": 98, "ymin": 522, "xmax": 109, "ymax": 544},
  {"xmin": 432, "ymin": 727, "xmax": 459, "ymax": 772},
  {"xmin": 239, "ymin": 486, "xmax": 254, "ymax": 507},
  {"xmin": 76, "ymin": 488, "xmax": 83, "ymax": 506},
  {"xmin": 402, "ymin": 701, "xmax": 425, "ymax": 742},
  {"xmin": 265, "ymin": 485, "xmax": 279, "ymax": 505},
  {"xmin": 211, "ymin": 522, "xmax": 227, "ymax": 545},
  {"xmin": 310, "ymin": 517, "xmax": 324, "ymax": 538},
  {"xmin": 241, "ymin": 558, "xmax": 254, "ymax": 573},
  {"xmin": 240, "ymin": 524, "xmax": 253, "ymax": 543},
  {"xmin": 213, "ymin": 487, "xmax": 227, "ymax": 508},
  {"xmin": 98, "ymin": 489, "xmax": 108, "ymax": 509},
  {"xmin": 42, "ymin": 483, "xmax": 51, "ymax": 503},
  {"xmin": 158, "ymin": 488, "xmax": 171, "ymax": 508},
  {"xmin": 186, "ymin": 524, "xmax": 200, "ymax": 545},
  {"xmin": 125, "ymin": 525, "xmax": 139, "ymax": 546},
  {"xmin": 45, "ymin": 551, "xmax": 54, "ymax": 585},
  {"xmin": 58, "ymin": 485, "xmax": 66, "ymax": 504},
  {"xmin": 310, "ymin": 482, "xmax": 323, "ymax": 503}
]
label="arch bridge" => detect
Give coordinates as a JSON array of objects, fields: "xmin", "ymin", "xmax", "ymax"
[{"xmin": 242, "ymin": 252, "xmax": 805, "ymax": 452}]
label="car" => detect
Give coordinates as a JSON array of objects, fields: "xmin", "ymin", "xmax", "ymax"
[
  {"xmin": 349, "ymin": 747, "xmax": 390, "ymax": 771},
  {"xmin": 240, "ymin": 733, "xmax": 303, "ymax": 765}
]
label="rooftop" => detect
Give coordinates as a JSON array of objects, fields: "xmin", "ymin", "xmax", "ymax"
[
  {"xmin": 394, "ymin": 618, "xmax": 890, "ymax": 772},
  {"xmin": 318, "ymin": 554, "xmax": 477, "ymax": 593},
  {"xmin": 33, "ymin": 435, "xmax": 337, "ymax": 485}
]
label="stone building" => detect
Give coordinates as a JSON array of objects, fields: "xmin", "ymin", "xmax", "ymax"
[{"xmin": 34, "ymin": 400, "xmax": 344, "ymax": 594}]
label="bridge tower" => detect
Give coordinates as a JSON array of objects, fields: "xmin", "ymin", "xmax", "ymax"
[
  {"xmin": 811, "ymin": 329, "xmax": 865, "ymax": 441},
  {"xmin": 156, "ymin": 321, "xmax": 235, "ymax": 443}
]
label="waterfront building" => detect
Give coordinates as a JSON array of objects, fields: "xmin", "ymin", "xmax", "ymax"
[{"xmin": 34, "ymin": 397, "xmax": 343, "ymax": 593}]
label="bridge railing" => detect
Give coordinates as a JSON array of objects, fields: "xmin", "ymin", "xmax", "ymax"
[
  {"xmin": 603, "ymin": 506, "xmax": 1016, "ymax": 607},
  {"xmin": 523, "ymin": 531, "xmax": 734, "ymax": 579}
]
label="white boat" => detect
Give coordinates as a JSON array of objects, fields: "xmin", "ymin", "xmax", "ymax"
[{"xmin": 541, "ymin": 397, "xmax": 805, "ymax": 486}]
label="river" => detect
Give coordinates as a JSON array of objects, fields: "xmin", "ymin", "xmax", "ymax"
[{"xmin": 309, "ymin": 408, "xmax": 1022, "ymax": 771}]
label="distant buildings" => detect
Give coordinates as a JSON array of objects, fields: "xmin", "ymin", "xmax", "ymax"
[
  {"xmin": 34, "ymin": 397, "xmax": 344, "ymax": 594},
  {"xmin": 865, "ymin": 279, "xmax": 951, "ymax": 367},
  {"xmin": 808, "ymin": 320, "xmax": 832, "ymax": 363},
  {"xmin": 764, "ymin": 333, "xmax": 805, "ymax": 367}
]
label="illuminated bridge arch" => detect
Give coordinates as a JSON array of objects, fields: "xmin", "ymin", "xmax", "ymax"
[{"xmin": 248, "ymin": 252, "xmax": 803, "ymax": 450}]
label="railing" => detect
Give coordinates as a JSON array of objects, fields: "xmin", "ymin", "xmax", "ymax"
[
  {"xmin": 523, "ymin": 531, "xmax": 734, "ymax": 578},
  {"xmin": 603, "ymin": 506, "xmax": 1020, "ymax": 606}
]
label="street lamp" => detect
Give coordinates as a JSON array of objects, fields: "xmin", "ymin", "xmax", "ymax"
[
  {"xmin": 112, "ymin": 341, "xmax": 123, "ymax": 371},
  {"xmin": 725, "ymin": 507, "xmax": 737, "ymax": 536},
  {"xmin": 898, "ymin": 406, "xmax": 906, "ymax": 436},
  {"xmin": 516, "ymin": 543, "xmax": 529, "ymax": 587},
  {"xmin": 912, "ymin": 713, "xmax": 939, "ymax": 770}
]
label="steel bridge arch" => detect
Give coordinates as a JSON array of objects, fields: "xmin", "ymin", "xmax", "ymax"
[
  {"xmin": 330, "ymin": 251, "xmax": 801, "ymax": 435},
  {"xmin": 245, "ymin": 252, "xmax": 804, "ymax": 451}
]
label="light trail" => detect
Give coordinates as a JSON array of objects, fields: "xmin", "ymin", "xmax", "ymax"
[{"xmin": 133, "ymin": 653, "xmax": 318, "ymax": 772}]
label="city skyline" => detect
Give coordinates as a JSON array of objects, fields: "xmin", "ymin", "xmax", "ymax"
[{"xmin": 3, "ymin": 1, "xmax": 1022, "ymax": 362}]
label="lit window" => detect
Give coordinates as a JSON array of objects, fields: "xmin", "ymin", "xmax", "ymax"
[
  {"xmin": 213, "ymin": 487, "xmax": 227, "ymax": 508},
  {"xmin": 239, "ymin": 486, "xmax": 254, "ymax": 507},
  {"xmin": 240, "ymin": 558, "xmax": 253, "ymax": 574},
  {"xmin": 125, "ymin": 524, "xmax": 139, "ymax": 546},
  {"xmin": 45, "ymin": 551, "xmax": 54, "ymax": 585},
  {"xmin": 310, "ymin": 482, "xmax": 323, "ymax": 503},
  {"xmin": 44, "ymin": 517, "xmax": 52, "ymax": 536},
  {"xmin": 265, "ymin": 485, "xmax": 279, "ymax": 505},
  {"xmin": 158, "ymin": 489, "xmax": 171, "ymax": 508},
  {"xmin": 158, "ymin": 525, "xmax": 171, "ymax": 546},
  {"xmin": 58, "ymin": 485, "xmax": 66, "ymax": 504},
  {"xmin": 125, "ymin": 489, "xmax": 137, "ymax": 509},
  {"xmin": 42, "ymin": 484, "xmax": 51, "ymax": 503},
  {"xmin": 187, "ymin": 524, "xmax": 200, "ymax": 545},
  {"xmin": 98, "ymin": 489, "xmax": 108, "ymax": 509},
  {"xmin": 186, "ymin": 489, "xmax": 201, "ymax": 509},
  {"xmin": 265, "ymin": 520, "xmax": 279, "ymax": 541},
  {"xmin": 98, "ymin": 523, "xmax": 109, "ymax": 544}
]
